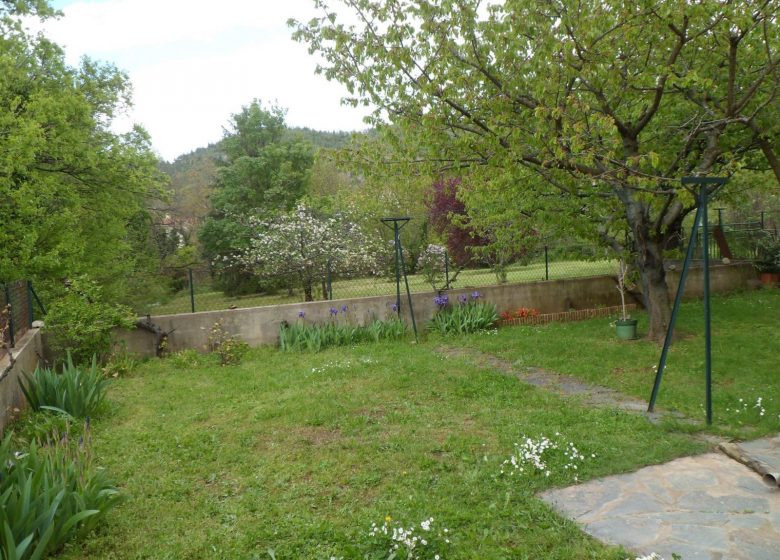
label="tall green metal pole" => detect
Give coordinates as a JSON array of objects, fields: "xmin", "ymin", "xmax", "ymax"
[
  {"xmin": 702, "ymin": 186, "xmax": 713, "ymax": 424},
  {"xmin": 394, "ymin": 223, "xmax": 402, "ymax": 316},
  {"xmin": 188, "ymin": 268, "xmax": 195, "ymax": 314},
  {"xmin": 648, "ymin": 176, "xmax": 726, "ymax": 423},
  {"xmin": 648, "ymin": 202, "xmax": 703, "ymax": 413}
]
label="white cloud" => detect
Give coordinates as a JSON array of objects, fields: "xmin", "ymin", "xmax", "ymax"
[{"xmin": 38, "ymin": 0, "xmax": 371, "ymax": 160}]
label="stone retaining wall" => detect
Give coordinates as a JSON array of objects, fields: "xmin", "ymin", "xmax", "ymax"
[{"xmin": 116, "ymin": 263, "xmax": 757, "ymax": 357}]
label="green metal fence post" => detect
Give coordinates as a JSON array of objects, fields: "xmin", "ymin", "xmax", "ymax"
[
  {"xmin": 4, "ymin": 284, "xmax": 14, "ymax": 348},
  {"xmin": 544, "ymin": 245, "xmax": 549, "ymax": 281},
  {"xmin": 29, "ymin": 283, "xmax": 45, "ymax": 316},
  {"xmin": 327, "ymin": 259, "xmax": 333, "ymax": 300},
  {"xmin": 27, "ymin": 281, "xmax": 34, "ymax": 327},
  {"xmin": 444, "ymin": 251, "xmax": 450, "ymax": 288},
  {"xmin": 188, "ymin": 268, "xmax": 195, "ymax": 313}
]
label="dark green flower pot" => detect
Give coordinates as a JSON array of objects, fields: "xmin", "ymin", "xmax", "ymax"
[{"xmin": 615, "ymin": 319, "xmax": 638, "ymax": 340}]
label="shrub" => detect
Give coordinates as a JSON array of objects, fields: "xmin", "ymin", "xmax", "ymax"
[
  {"xmin": 166, "ymin": 348, "xmax": 207, "ymax": 369},
  {"xmin": 19, "ymin": 355, "xmax": 109, "ymax": 419},
  {"xmin": 101, "ymin": 346, "xmax": 140, "ymax": 378},
  {"xmin": 44, "ymin": 277, "xmax": 134, "ymax": 364},
  {"xmin": 207, "ymin": 320, "xmax": 249, "ymax": 366},
  {"xmin": 416, "ymin": 244, "xmax": 448, "ymax": 290},
  {"xmin": 428, "ymin": 293, "xmax": 498, "ymax": 335},
  {"xmin": 499, "ymin": 307, "xmax": 540, "ymax": 321},
  {"xmin": 0, "ymin": 429, "xmax": 122, "ymax": 559}
]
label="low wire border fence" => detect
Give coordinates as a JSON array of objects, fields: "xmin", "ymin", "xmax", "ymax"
[{"xmin": 1, "ymin": 281, "xmax": 45, "ymax": 360}]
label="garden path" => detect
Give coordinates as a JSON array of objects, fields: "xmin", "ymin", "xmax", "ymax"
[{"xmin": 437, "ymin": 346, "xmax": 686, "ymax": 423}]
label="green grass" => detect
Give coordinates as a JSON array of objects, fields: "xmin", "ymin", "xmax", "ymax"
[
  {"xmin": 144, "ymin": 258, "xmax": 616, "ymax": 315},
  {"xmin": 59, "ymin": 340, "xmax": 702, "ymax": 559},
  {"xmin": 460, "ymin": 288, "xmax": 780, "ymax": 439}
]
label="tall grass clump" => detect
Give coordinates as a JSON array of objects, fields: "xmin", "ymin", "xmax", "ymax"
[
  {"xmin": 279, "ymin": 316, "xmax": 407, "ymax": 352},
  {"xmin": 19, "ymin": 355, "xmax": 108, "ymax": 418},
  {"xmin": 428, "ymin": 293, "xmax": 499, "ymax": 335},
  {"xmin": 0, "ymin": 428, "xmax": 122, "ymax": 559}
]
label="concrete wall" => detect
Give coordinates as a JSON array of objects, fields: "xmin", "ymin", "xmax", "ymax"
[
  {"xmin": 0, "ymin": 329, "xmax": 42, "ymax": 430},
  {"xmin": 117, "ymin": 263, "xmax": 757, "ymax": 357}
]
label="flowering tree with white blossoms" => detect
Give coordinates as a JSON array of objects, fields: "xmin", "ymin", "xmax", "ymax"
[{"xmin": 236, "ymin": 204, "xmax": 382, "ymax": 301}]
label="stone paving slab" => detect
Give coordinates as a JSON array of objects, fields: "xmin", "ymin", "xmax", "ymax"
[
  {"xmin": 731, "ymin": 435, "xmax": 780, "ymax": 474},
  {"xmin": 541, "ymin": 452, "xmax": 780, "ymax": 560}
]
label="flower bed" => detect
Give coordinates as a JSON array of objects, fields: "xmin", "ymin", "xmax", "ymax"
[{"xmin": 497, "ymin": 303, "xmax": 637, "ymax": 327}]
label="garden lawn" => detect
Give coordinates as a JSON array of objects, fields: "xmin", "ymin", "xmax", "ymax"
[
  {"xmin": 61, "ymin": 341, "xmax": 702, "ymax": 559},
  {"xmin": 461, "ymin": 288, "xmax": 780, "ymax": 439}
]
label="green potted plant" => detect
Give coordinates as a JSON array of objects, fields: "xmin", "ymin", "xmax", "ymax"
[
  {"xmin": 615, "ymin": 258, "xmax": 638, "ymax": 340},
  {"xmin": 755, "ymin": 234, "xmax": 780, "ymax": 287}
]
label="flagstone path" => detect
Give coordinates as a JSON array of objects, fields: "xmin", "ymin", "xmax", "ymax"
[{"xmin": 439, "ymin": 345, "xmax": 779, "ymax": 559}]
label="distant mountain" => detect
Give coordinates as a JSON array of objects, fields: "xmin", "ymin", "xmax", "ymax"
[{"xmin": 157, "ymin": 128, "xmax": 358, "ymax": 234}]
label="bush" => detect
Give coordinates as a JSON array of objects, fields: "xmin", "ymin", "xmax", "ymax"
[
  {"xmin": 44, "ymin": 277, "xmax": 134, "ymax": 364},
  {"xmin": 428, "ymin": 294, "xmax": 498, "ymax": 335},
  {"xmin": 19, "ymin": 355, "xmax": 109, "ymax": 419},
  {"xmin": 207, "ymin": 320, "xmax": 249, "ymax": 366},
  {"xmin": 101, "ymin": 346, "xmax": 140, "ymax": 378},
  {"xmin": 0, "ymin": 430, "xmax": 122, "ymax": 559},
  {"xmin": 166, "ymin": 348, "xmax": 207, "ymax": 369},
  {"xmin": 279, "ymin": 317, "xmax": 407, "ymax": 352},
  {"xmin": 416, "ymin": 244, "xmax": 448, "ymax": 290}
]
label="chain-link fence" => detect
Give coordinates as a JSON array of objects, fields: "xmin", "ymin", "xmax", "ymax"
[
  {"xmin": 132, "ymin": 210, "xmax": 776, "ymax": 317},
  {"xmin": 1, "ymin": 281, "xmax": 45, "ymax": 359},
  {"xmin": 134, "ymin": 243, "xmax": 619, "ymax": 316},
  {"xmin": 683, "ymin": 210, "xmax": 779, "ymax": 262}
]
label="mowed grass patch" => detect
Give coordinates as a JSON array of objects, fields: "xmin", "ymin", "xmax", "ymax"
[
  {"xmin": 461, "ymin": 288, "xmax": 780, "ymax": 438},
  {"xmin": 61, "ymin": 342, "xmax": 701, "ymax": 559}
]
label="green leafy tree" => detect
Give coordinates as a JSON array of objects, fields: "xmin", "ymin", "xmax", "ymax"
[
  {"xmin": 0, "ymin": 0, "xmax": 167, "ymax": 301},
  {"xmin": 291, "ymin": 0, "xmax": 780, "ymax": 339},
  {"xmin": 200, "ymin": 101, "xmax": 314, "ymax": 294}
]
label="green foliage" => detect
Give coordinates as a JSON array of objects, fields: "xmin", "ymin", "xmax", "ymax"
[
  {"xmin": 416, "ymin": 244, "xmax": 448, "ymax": 290},
  {"xmin": 0, "ymin": 5, "xmax": 167, "ymax": 296},
  {"xmin": 0, "ymin": 431, "xmax": 122, "ymax": 560},
  {"xmin": 291, "ymin": 0, "xmax": 780, "ymax": 337},
  {"xmin": 19, "ymin": 355, "xmax": 109, "ymax": 419},
  {"xmin": 200, "ymin": 100, "xmax": 314, "ymax": 294},
  {"xmin": 755, "ymin": 234, "xmax": 780, "ymax": 273},
  {"xmin": 428, "ymin": 300, "xmax": 498, "ymax": 335},
  {"xmin": 166, "ymin": 349, "xmax": 208, "ymax": 369},
  {"xmin": 43, "ymin": 277, "xmax": 134, "ymax": 364},
  {"xmin": 101, "ymin": 347, "xmax": 140, "ymax": 379},
  {"xmin": 279, "ymin": 317, "xmax": 407, "ymax": 352},
  {"xmin": 207, "ymin": 320, "xmax": 249, "ymax": 366}
]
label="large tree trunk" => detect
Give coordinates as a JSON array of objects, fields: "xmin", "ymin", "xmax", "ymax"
[
  {"xmin": 303, "ymin": 280, "xmax": 314, "ymax": 302},
  {"xmin": 636, "ymin": 241, "xmax": 672, "ymax": 342},
  {"xmin": 625, "ymin": 198, "xmax": 673, "ymax": 341}
]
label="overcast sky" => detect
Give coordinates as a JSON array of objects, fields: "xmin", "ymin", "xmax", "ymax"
[{"xmin": 39, "ymin": 0, "xmax": 371, "ymax": 161}]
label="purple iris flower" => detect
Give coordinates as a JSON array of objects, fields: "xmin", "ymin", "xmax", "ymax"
[
  {"xmin": 471, "ymin": 291, "xmax": 481, "ymax": 300},
  {"xmin": 341, "ymin": 304, "xmax": 348, "ymax": 313},
  {"xmin": 329, "ymin": 307, "xmax": 338, "ymax": 316},
  {"xmin": 298, "ymin": 310, "xmax": 306, "ymax": 318},
  {"xmin": 458, "ymin": 294, "xmax": 468, "ymax": 305},
  {"xmin": 434, "ymin": 294, "xmax": 449, "ymax": 308},
  {"xmin": 391, "ymin": 303, "xmax": 398, "ymax": 312}
]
